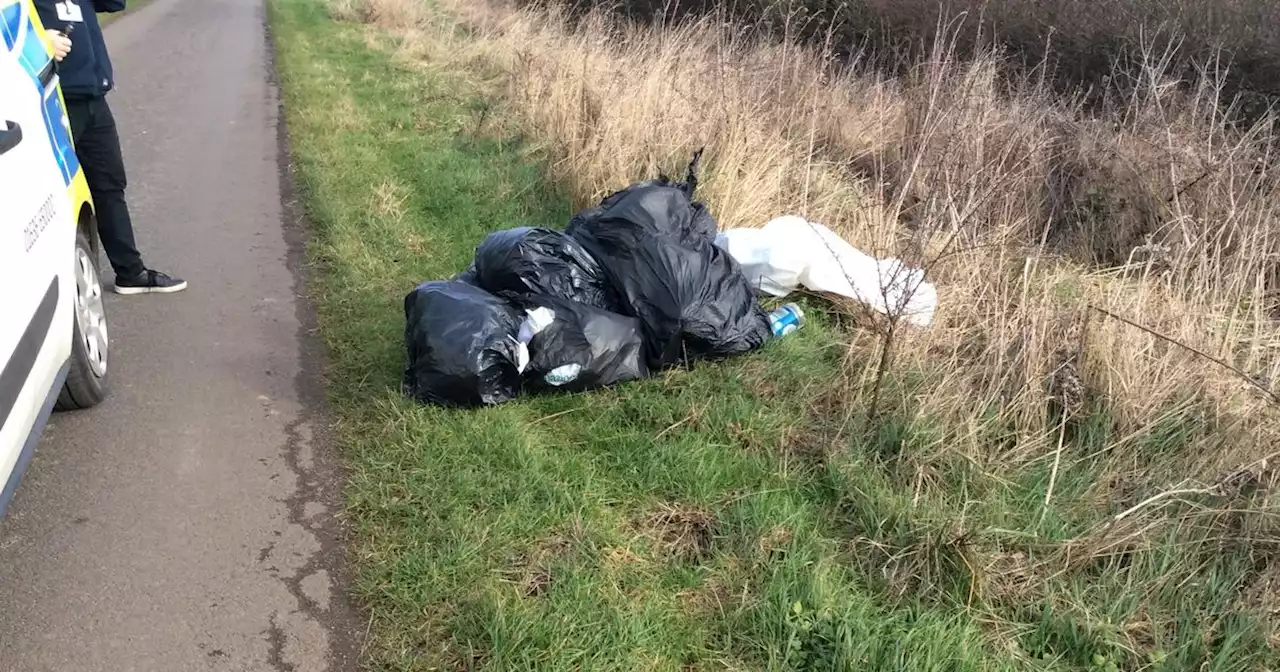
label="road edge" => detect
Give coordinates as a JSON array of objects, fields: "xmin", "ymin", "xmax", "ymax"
[{"xmin": 263, "ymin": 3, "xmax": 367, "ymax": 669}]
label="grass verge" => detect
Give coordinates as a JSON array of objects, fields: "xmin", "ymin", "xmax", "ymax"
[{"xmin": 271, "ymin": 0, "xmax": 1279, "ymax": 670}]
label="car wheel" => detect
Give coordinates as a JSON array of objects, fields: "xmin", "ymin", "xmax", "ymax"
[{"xmin": 56, "ymin": 230, "xmax": 110, "ymax": 410}]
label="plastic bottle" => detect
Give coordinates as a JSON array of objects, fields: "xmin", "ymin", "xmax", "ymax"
[{"xmin": 768, "ymin": 303, "xmax": 805, "ymax": 337}]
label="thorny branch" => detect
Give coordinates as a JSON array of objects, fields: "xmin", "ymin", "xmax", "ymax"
[{"xmin": 1086, "ymin": 303, "xmax": 1279, "ymax": 405}]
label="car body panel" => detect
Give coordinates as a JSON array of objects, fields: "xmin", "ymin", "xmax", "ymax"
[{"xmin": 0, "ymin": 0, "xmax": 97, "ymax": 516}]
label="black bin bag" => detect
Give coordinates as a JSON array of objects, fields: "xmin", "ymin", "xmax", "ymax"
[
  {"xmin": 507, "ymin": 294, "xmax": 648, "ymax": 394},
  {"xmin": 572, "ymin": 227, "xmax": 772, "ymax": 368},
  {"xmin": 402, "ymin": 281, "xmax": 523, "ymax": 408},
  {"xmin": 564, "ymin": 156, "xmax": 772, "ymax": 370},
  {"xmin": 566, "ymin": 181, "xmax": 718, "ymax": 248},
  {"xmin": 566, "ymin": 149, "xmax": 716, "ymax": 247},
  {"xmin": 453, "ymin": 263, "xmax": 480, "ymax": 286},
  {"xmin": 472, "ymin": 227, "xmax": 615, "ymax": 310}
]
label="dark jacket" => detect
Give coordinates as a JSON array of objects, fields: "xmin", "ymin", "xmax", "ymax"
[{"xmin": 32, "ymin": 0, "xmax": 125, "ymax": 100}]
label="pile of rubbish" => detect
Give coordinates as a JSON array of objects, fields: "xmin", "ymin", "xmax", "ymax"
[{"xmin": 403, "ymin": 153, "xmax": 938, "ymax": 408}]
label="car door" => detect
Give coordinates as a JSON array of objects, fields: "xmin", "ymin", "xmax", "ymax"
[{"xmin": 0, "ymin": 0, "xmax": 75, "ymax": 497}]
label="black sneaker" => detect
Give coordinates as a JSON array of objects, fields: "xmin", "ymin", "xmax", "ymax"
[{"xmin": 114, "ymin": 269, "xmax": 188, "ymax": 295}]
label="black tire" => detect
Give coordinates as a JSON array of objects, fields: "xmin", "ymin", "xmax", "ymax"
[{"xmin": 56, "ymin": 230, "xmax": 110, "ymax": 411}]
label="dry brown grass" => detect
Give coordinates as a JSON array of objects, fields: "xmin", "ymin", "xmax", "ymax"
[
  {"xmin": 637, "ymin": 503, "xmax": 718, "ymax": 563},
  {"xmin": 329, "ymin": 0, "xmax": 426, "ymax": 27},
  {"xmin": 551, "ymin": 0, "xmax": 1280, "ymax": 112}
]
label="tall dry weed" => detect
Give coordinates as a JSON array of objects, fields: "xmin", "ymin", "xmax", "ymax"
[
  {"xmin": 329, "ymin": 0, "xmax": 425, "ymax": 28},
  {"xmin": 551, "ymin": 0, "xmax": 1280, "ymax": 117}
]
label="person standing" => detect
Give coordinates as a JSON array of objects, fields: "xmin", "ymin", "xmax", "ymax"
[{"xmin": 38, "ymin": 0, "xmax": 186, "ymax": 294}]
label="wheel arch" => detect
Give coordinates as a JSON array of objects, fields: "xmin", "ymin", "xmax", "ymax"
[{"xmin": 77, "ymin": 202, "xmax": 99, "ymax": 257}]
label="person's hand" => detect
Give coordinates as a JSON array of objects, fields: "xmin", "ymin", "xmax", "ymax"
[{"xmin": 46, "ymin": 29, "xmax": 72, "ymax": 62}]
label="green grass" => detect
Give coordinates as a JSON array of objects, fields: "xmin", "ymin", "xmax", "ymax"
[{"xmin": 269, "ymin": 1, "xmax": 1277, "ymax": 670}]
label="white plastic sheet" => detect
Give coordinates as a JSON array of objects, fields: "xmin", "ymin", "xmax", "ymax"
[{"xmin": 715, "ymin": 216, "xmax": 938, "ymax": 327}]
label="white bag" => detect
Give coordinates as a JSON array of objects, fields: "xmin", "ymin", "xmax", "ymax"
[
  {"xmin": 715, "ymin": 216, "xmax": 938, "ymax": 327},
  {"xmin": 712, "ymin": 226, "xmax": 807, "ymax": 298}
]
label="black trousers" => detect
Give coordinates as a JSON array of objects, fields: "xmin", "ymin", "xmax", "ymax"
[{"xmin": 65, "ymin": 96, "xmax": 145, "ymax": 278}]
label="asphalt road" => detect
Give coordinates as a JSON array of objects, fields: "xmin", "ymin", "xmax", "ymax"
[{"xmin": 0, "ymin": 1, "xmax": 362, "ymax": 669}]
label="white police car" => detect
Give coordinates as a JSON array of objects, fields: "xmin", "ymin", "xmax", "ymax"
[{"xmin": 1, "ymin": 0, "xmax": 108, "ymax": 515}]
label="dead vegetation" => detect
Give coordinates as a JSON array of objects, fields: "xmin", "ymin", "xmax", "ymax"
[
  {"xmin": 506, "ymin": 533, "xmax": 574, "ymax": 598},
  {"xmin": 638, "ymin": 503, "xmax": 718, "ymax": 563},
  {"xmin": 546, "ymin": 0, "xmax": 1280, "ymax": 118}
]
